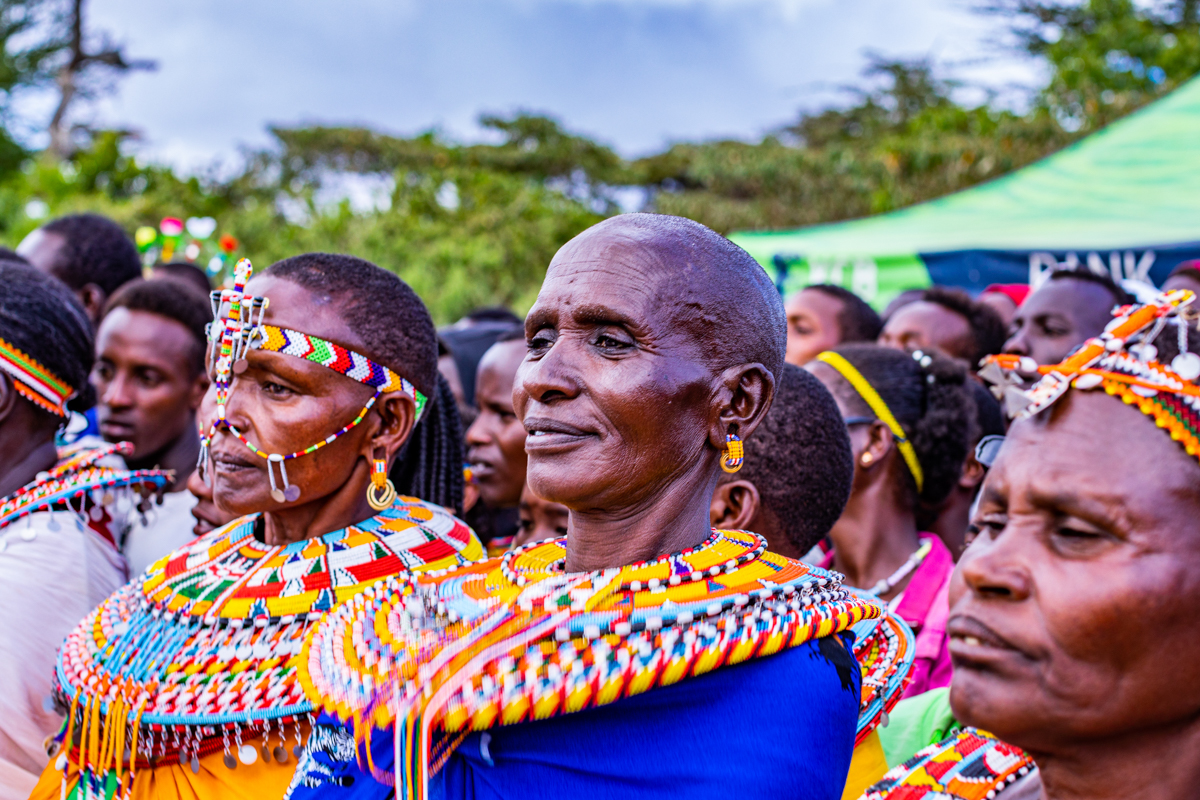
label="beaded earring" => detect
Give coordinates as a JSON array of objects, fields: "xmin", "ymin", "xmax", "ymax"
[
  {"xmin": 720, "ymin": 432, "xmax": 744, "ymax": 473},
  {"xmin": 367, "ymin": 448, "xmax": 397, "ymax": 511}
]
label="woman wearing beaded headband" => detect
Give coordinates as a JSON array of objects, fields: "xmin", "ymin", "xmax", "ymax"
[
  {"xmin": 0, "ymin": 262, "xmax": 169, "ymax": 799},
  {"xmin": 807, "ymin": 344, "xmax": 973, "ymax": 701},
  {"xmin": 32, "ymin": 254, "xmax": 483, "ymax": 800},
  {"xmin": 863, "ymin": 289, "xmax": 1200, "ymax": 800},
  {"xmin": 290, "ymin": 215, "xmax": 911, "ymax": 800}
]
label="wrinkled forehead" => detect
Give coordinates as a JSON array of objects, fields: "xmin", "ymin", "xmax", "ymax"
[
  {"xmin": 535, "ymin": 228, "xmax": 716, "ymax": 334},
  {"xmin": 224, "ymin": 274, "xmax": 364, "ymax": 353}
]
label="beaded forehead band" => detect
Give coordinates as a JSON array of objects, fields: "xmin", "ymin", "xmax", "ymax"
[
  {"xmin": 817, "ymin": 350, "xmax": 925, "ymax": 493},
  {"xmin": 980, "ymin": 288, "xmax": 1200, "ymax": 464},
  {"xmin": 199, "ymin": 258, "xmax": 427, "ymax": 504},
  {"xmin": 0, "ymin": 336, "xmax": 74, "ymax": 417}
]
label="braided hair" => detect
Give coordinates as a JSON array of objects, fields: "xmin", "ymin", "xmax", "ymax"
[
  {"xmin": 389, "ymin": 373, "xmax": 465, "ymax": 514},
  {"xmin": 0, "ymin": 260, "xmax": 96, "ymax": 416},
  {"xmin": 263, "ymin": 253, "xmax": 464, "ymax": 514},
  {"xmin": 827, "ymin": 343, "xmax": 973, "ymax": 508}
]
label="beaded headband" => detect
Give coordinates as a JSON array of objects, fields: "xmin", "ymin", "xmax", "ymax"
[
  {"xmin": 0, "ymin": 336, "xmax": 74, "ymax": 417},
  {"xmin": 980, "ymin": 288, "xmax": 1200, "ymax": 464},
  {"xmin": 199, "ymin": 258, "xmax": 427, "ymax": 504},
  {"xmin": 817, "ymin": 350, "xmax": 925, "ymax": 493}
]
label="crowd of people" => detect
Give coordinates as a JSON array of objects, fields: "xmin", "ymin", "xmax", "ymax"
[{"xmin": 0, "ymin": 209, "xmax": 1197, "ymax": 800}]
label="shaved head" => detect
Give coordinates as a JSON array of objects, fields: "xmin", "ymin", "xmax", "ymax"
[{"xmin": 552, "ymin": 213, "xmax": 786, "ymax": 378}]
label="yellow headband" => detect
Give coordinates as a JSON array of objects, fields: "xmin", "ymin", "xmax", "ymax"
[{"xmin": 816, "ymin": 351, "xmax": 925, "ymax": 494}]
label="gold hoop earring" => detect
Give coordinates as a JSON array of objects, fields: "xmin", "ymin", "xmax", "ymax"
[
  {"xmin": 721, "ymin": 432, "xmax": 744, "ymax": 474},
  {"xmin": 366, "ymin": 450, "xmax": 397, "ymax": 511}
]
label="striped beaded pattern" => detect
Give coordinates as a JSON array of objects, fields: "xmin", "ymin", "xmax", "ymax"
[
  {"xmin": 50, "ymin": 496, "xmax": 483, "ymax": 789},
  {"xmin": 864, "ymin": 728, "xmax": 1036, "ymax": 800},
  {"xmin": 0, "ymin": 442, "xmax": 168, "ymax": 529},
  {"xmin": 299, "ymin": 531, "xmax": 911, "ymax": 800},
  {"xmin": 0, "ymin": 334, "xmax": 74, "ymax": 416}
]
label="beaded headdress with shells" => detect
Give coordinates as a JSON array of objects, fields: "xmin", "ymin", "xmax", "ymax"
[{"xmin": 979, "ymin": 288, "xmax": 1200, "ymax": 463}]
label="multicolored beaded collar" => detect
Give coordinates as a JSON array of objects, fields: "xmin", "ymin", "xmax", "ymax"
[
  {"xmin": 864, "ymin": 728, "xmax": 1036, "ymax": 800},
  {"xmin": 299, "ymin": 531, "xmax": 908, "ymax": 800},
  {"xmin": 199, "ymin": 258, "xmax": 428, "ymax": 503},
  {"xmin": 980, "ymin": 288, "xmax": 1200, "ymax": 463},
  {"xmin": 0, "ymin": 334, "xmax": 74, "ymax": 417},
  {"xmin": 0, "ymin": 441, "xmax": 168, "ymax": 530},
  {"xmin": 49, "ymin": 495, "xmax": 483, "ymax": 796}
]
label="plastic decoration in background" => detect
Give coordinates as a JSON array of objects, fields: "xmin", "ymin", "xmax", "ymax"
[
  {"xmin": 979, "ymin": 288, "xmax": 1200, "ymax": 465},
  {"xmin": 298, "ymin": 530, "xmax": 909, "ymax": 800},
  {"xmin": 135, "ymin": 216, "xmax": 238, "ymax": 279},
  {"xmin": 863, "ymin": 728, "xmax": 1036, "ymax": 800},
  {"xmin": 48, "ymin": 496, "xmax": 483, "ymax": 796}
]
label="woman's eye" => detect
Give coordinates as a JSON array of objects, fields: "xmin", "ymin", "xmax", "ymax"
[
  {"xmin": 594, "ymin": 333, "xmax": 632, "ymax": 349},
  {"xmin": 518, "ymin": 518, "xmax": 533, "ymax": 531},
  {"xmin": 261, "ymin": 381, "xmax": 293, "ymax": 397},
  {"xmin": 529, "ymin": 330, "xmax": 555, "ymax": 351}
]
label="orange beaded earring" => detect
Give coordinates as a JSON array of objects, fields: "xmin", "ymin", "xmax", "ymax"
[
  {"xmin": 721, "ymin": 432, "xmax": 744, "ymax": 473},
  {"xmin": 366, "ymin": 448, "xmax": 397, "ymax": 511}
]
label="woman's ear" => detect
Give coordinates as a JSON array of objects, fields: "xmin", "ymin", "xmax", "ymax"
[
  {"xmin": 857, "ymin": 421, "xmax": 894, "ymax": 474},
  {"xmin": 709, "ymin": 363, "xmax": 775, "ymax": 451},
  {"xmin": 710, "ymin": 479, "xmax": 761, "ymax": 531},
  {"xmin": 367, "ymin": 391, "xmax": 418, "ymax": 464}
]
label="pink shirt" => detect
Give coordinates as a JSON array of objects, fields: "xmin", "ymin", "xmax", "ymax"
[{"xmin": 893, "ymin": 534, "xmax": 954, "ymax": 699}]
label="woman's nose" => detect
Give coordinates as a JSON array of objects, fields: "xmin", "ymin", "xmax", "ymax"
[
  {"xmin": 958, "ymin": 524, "xmax": 1033, "ymax": 603},
  {"xmin": 518, "ymin": 338, "xmax": 582, "ymax": 406}
]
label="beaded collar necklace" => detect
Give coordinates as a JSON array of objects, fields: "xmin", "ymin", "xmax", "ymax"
[
  {"xmin": 0, "ymin": 441, "xmax": 168, "ymax": 530},
  {"xmin": 0, "ymin": 334, "xmax": 74, "ymax": 417},
  {"xmin": 299, "ymin": 531, "xmax": 910, "ymax": 799},
  {"xmin": 865, "ymin": 728, "xmax": 1036, "ymax": 800},
  {"xmin": 198, "ymin": 258, "xmax": 428, "ymax": 503},
  {"xmin": 49, "ymin": 495, "xmax": 482, "ymax": 795},
  {"xmin": 981, "ymin": 288, "xmax": 1200, "ymax": 463}
]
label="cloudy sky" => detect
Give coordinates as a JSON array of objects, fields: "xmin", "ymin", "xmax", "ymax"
[{"xmin": 33, "ymin": 0, "xmax": 1040, "ymax": 170}]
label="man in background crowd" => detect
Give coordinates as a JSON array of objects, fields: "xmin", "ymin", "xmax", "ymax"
[
  {"xmin": 784, "ymin": 284, "xmax": 883, "ymax": 366},
  {"xmin": 464, "ymin": 329, "xmax": 528, "ymax": 551},
  {"xmin": 91, "ymin": 278, "xmax": 211, "ymax": 575},
  {"xmin": 1004, "ymin": 266, "xmax": 1133, "ymax": 365},
  {"xmin": 977, "ymin": 284, "xmax": 1029, "ymax": 328},
  {"xmin": 879, "ymin": 286, "xmax": 1007, "ymax": 369},
  {"xmin": 149, "ymin": 260, "xmax": 212, "ymax": 296},
  {"xmin": 17, "ymin": 213, "xmax": 141, "ymax": 324}
]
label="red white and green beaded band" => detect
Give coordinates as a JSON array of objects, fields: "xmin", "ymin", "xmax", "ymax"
[
  {"xmin": 200, "ymin": 258, "xmax": 427, "ymax": 504},
  {"xmin": 0, "ymin": 335, "xmax": 74, "ymax": 417}
]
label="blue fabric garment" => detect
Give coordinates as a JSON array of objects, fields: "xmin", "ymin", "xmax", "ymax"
[{"xmin": 288, "ymin": 634, "xmax": 861, "ymax": 800}]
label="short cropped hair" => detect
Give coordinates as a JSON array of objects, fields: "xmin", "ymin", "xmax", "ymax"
[
  {"xmin": 103, "ymin": 278, "xmax": 212, "ymax": 376},
  {"xmin": 42, "ymin": 214, "xmax": 141, "ymax": 296},
  {"xmin": 578, "ymin": 214, "xmax": 786, "ymax": 378},
  {"xmin": 1046, "ymin": 266, "xmax": 1134, "ymax": 306},
  {"xmin": 806, "ymin": 284, "xmax": 883, "ymax": 342},
  {"xmin": 921, "ymin": 286, "xmax": 1008, "ymax": 365},
  {"xmin": 729, "ymin": 363, "xmax": 854, "ymax": 554},
  {"xmin": 151, "ymin": 261, "xmax": 212, "ymax": 296}
]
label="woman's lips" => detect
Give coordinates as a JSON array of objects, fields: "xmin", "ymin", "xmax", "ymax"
[
  {"xmin": 211, "ymin": 449, "xmax": 258, "ymax": 473},
  {"xmin": 947, "ymin": 615, "xmax": 1026, "ymax": 661},
  {"xmin": 523, "ymin": 417, "xmax": 595, "ymax": 452}
]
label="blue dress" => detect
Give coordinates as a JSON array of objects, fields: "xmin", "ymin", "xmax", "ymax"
[{"xmin": 287, "ymin": 634, "xmax": 861, "ymax": 800}]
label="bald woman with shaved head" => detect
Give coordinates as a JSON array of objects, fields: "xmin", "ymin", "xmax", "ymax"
[{"xmin": 291, "ymin": 215, "xmax": 903, "ymax": 800}]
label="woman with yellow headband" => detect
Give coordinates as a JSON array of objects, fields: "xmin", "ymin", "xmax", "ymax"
[{"xmin": 808, "ymin": 344, "xmax": 972, "ymax": 699}]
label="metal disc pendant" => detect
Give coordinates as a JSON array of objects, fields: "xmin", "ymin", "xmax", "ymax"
[
  {"xmin": 293, "ymin": 744, "xmax": 303, "ymax": 759},
  {"xmin": 223, "ymin": 752, "xmax": 237, "ymax": 769},
  {"xmin": 1172, "ymin": 352, "xmax": 1200, "ymax": 381},
  {"xmin": 238, "ymin": 744, "xmax": 258, "ymax": 765},
  {"xmin": 190, "ymin": 755, "xmax": 200, "ymax": 774},
  {"xmin": 232, "ymin": 358, "xmax": 249, "ymax": 374},
  {"xmin": 262, "ymin": 743, "xmax": 271, "ymax": 762},
  {"xmin": 274, "ymin": 745, "xmax": 289, "ymax": 764},
  {"xmin": 270, "ymin": 488, "xmax": 286, "ymax": 503},
  {"xmin": 283, "ymin": 485, "xmax": 301, "ymax": 502}
]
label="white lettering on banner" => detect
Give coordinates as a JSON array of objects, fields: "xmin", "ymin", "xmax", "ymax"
[
  {"xmin": 1029, "ymin": 250, "xmax": 1156, "ymax": 287},
  {"xmin": 852, "ymin": 258, "xmax": 878, "ymax": 300},
  {"xmin": 804, "ymin": 258, "xmax": 879, "ymax": 301}
]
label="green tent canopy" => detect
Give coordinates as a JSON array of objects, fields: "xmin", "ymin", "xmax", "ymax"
[{"xmin": 729, "ymin": 75, "xmax": 1200, "ymax": 308}]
